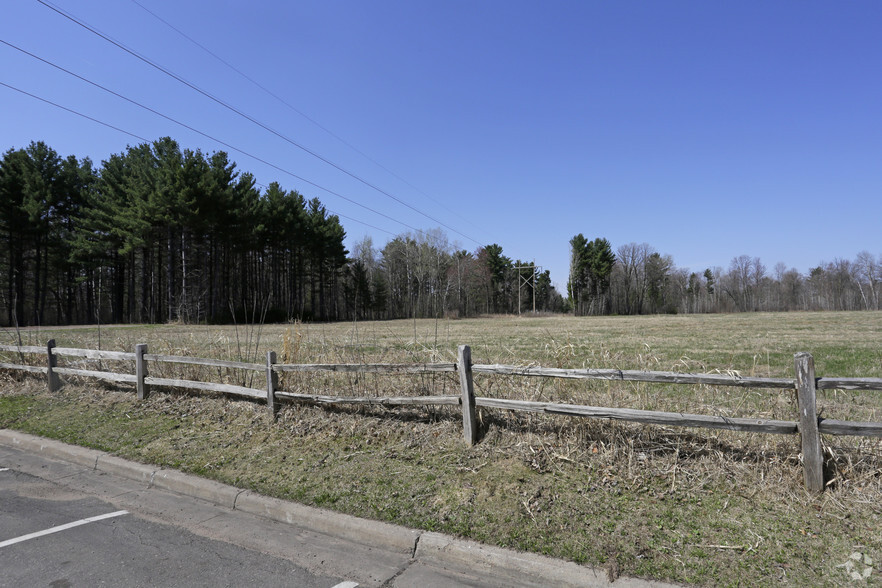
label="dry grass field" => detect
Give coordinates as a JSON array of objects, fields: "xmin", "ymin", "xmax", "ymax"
[{"xmin": 2, "ymin": 311, "xmax": 882, "ymax": 586}]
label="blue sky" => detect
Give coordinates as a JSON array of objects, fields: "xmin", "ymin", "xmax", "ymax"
[{"xmin": 3, "ymin": 1, "xmax": 881, "ymax": 290}]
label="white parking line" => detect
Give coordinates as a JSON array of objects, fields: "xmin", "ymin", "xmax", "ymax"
[
  {"xmin": 330, "ymin": 583, "xmax": 359, "ymax": 588},
  {"xmin": 0, "ymin": 468, "xmax": 9, "ymax": 472},
  {"xmin": 0, "ymin": 510, "xmax": 129, "ymax": 548}
]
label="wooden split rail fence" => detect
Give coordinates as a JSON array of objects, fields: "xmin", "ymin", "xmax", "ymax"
[{"xmin": 2, "ymin": 341, "xmax": 882, "ymax": 493}]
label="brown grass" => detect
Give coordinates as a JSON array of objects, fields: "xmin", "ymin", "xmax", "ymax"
[{"xmin": 2, "ymin": 311, "xmax": 882, "ymax": 585}]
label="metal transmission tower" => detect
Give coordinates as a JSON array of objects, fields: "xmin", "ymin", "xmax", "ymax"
[{"xmin": 514, "ymin": 262, "xmax": 541, "ymax": 315}]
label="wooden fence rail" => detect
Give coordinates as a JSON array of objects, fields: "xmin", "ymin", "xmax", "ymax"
[
  {"xmin": 274, "ymin": 363, "xmax": 457, "ymax": 373},
  {"xmin": 2, "ymin": 341, "xmax": 882, "ymax": 493},
  {"xmin": 143, "ymin": 354, "xmax": 264, "ymax": 371},
  {"xmin": 474, "ymin": 397, "xmax": 799, "ymax": 434},
  {"xmin": 471, "ymin": 364, "xmax": 794, "ymax": 388}
]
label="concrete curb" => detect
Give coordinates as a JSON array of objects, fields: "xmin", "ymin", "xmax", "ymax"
[
  {"xmin": 416, "ymin": 531, "xmax": 609, "ymax": 587},
  {"xmin": 151, "ymin": 469, "xmax": 242, "ymax": 509},
  {"xmin": 415, "ymin": 532, "xmax": 669, "ymax": 587},
  {"xmin": 96, "ymin": 453, "xmax": 156, "ymax": 485},
  {"xmin": 1, "ymin": 429, "xmax": 102, "ymax": 469},
  {"xmin": 0, "ymin": 429, "xmax": 419, "ymax": 557},
  {"xmin": 234, "ymin": 490, "xmax": 420, "ymax": 554},
  {"xmin": 0, "ymin": 429, "xmax": 673, "ymax": 587}
]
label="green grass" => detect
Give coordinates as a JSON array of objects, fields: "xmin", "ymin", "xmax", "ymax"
[{"xmin": 2, "ymin": 311, "xmax": 882, "ymax": 586}]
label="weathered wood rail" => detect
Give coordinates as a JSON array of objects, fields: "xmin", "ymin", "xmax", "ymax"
[{"xmin": 2, "ymin": 341, "xmax": 881, "ymax": 493}]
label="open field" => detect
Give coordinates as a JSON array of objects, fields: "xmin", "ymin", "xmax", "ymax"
[
  {"xmin": 2, "ymin": 311, "xmax": 882, "ymax": 586},
  {"xmin": 7, "ymin": 310, "xmax": 882, "ymax": 374}
]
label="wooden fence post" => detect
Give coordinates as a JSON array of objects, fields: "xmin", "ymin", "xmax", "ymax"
[
  {"xmin": 266, "ymin": 351, "xmax": 278, "ymax": 418},
  {"xmin": 458, "ymin": 345, "xmax": 478, "ymax": 446},
  {"xmin": 794, "ymin": 352, "xmax": 824, "ymax": 493},
  {"xmin": 135, "ymin": 344, "xmax": 149, "ymax": 400},
  {"xmin": 46, "ymin": 339, "xmax": 61, "ymax": 392}
]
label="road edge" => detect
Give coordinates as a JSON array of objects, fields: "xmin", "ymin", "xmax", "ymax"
[{"xmin": 0, "ymin": 428, "xmax": 673, "ymax": 587}]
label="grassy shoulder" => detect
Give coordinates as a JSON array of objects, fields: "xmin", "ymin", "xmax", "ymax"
[{"xmin": 2, "ymin": 376, "xmax": 880, "ymax": 587}]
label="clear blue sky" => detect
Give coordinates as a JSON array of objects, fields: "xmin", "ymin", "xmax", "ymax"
[{"xmin": 3, "ymin": 1, "xmax": 881, "ymax": 290}]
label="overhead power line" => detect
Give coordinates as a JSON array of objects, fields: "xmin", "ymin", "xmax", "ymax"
[
  {"xmin": 128, "ymin": 0, "xmax": 489, "ymax": 240},
  {"xmin": 251, "ymin": 179, "xmax": 396, "ymax": 237},
  {"xmin": 0, "ymin": 78, "xmax": 395, "ymax": 238},
  {"xmin": 0, "ymin": 80, "xmax": 149, "ymax": 143},
  {"xmin": 1, "ymin": 38, "xmax": 425, "ymax": 235},
  {"xmin": 35, "ymin": 0, "xmax": 483, "ymax": 247}
]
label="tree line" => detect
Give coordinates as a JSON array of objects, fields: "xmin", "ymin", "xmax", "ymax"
[
  {"xmin": 348, "ymin": 232, "xmax": 564, "ymax": 320},
  {"xmin": 3, "ymin": 138, "xmax": 877, "ymax": 327},
  {"xmin": 568, "ymin": 234, "xmax": 882, "ymax": 315},
  {"xmin": 0, "ymin": 139, "xmax": 564, "ymax": 327}
]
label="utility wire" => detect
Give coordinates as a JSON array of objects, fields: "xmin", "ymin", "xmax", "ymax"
[
  {"xmin": 249, "ymin": 181, "xmax": 395, "ymax": 237},
  {"xmin": 1, "ymin": 38, "xmax": 424, "ymax": 235},
  {"xmin": 128, "ymin": 0, "xmax": 489, "ymax": 240},
  {"xmin": 36, "ymin": 0, "xmax": 482, "ymax": 247},
  {"xmin": 0, "ymin": 80, "xmax": 149, "ymax": 143},
  {"xmin": 254, "ymin": 182, "xmax": 395, "ymax": 237},
  {"xmin": 1, "ymin": 77, "xmax": 395, "ymax": 238},
  {"xmin": 1, "ymin": 83, "xmax": 391, "ymax": 249}
]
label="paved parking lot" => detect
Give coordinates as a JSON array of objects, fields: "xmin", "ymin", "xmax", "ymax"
[
  {"xmin": 0, "ymin": 466, "xmax": 346, "ymax": 587},
  {"xmin": 0, "ymin": 432, "xmax": 649, "ymax": 588},
  {"xmin": 0, "ymin": 443, "xmax": 525, "ymax": 588}
]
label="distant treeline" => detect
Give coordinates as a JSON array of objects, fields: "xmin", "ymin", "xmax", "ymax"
[
  {"xmin": 3, "ymin": 139, "xmax": 877, "ymax": 327},
  {"xmin": 0, "ymin": 139, "xmax": 563, "ymax": 327},
  {"xmin": 568, "ymin": 236, "xmax": 882, "ymax": 315}
]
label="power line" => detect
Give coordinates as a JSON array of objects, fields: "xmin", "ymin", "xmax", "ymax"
[
  {"xmin": 0, "ymin": 81, "xmax": 149, "ymax": 143},
  {"xmin": 1, "ymin": 76, "xmax": 396, "ymax": 240},
  {"xmin": 2, "ymin": 78, "xmax": 391, "ymax": 247},
  {"xmin": 128, "ymin": 0, "xmax": 490, "ymax": 241},
  {"xmin": 1, "ymin": 38, "xmax": 424, "ymax": 235},
  {"xmin": 35, "ymin": 0, "xmax": 483, "ymax": 247},
  {"xmin": 514, "ymin": 263, "xmax": 541, "ymax": 314},
  {"xmin": 251, "ymin": 181, "xmax": 395, "ymax": 237}
]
